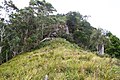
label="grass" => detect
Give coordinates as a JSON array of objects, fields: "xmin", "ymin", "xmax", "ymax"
[{"xmin": 0, "ymin": 38, "xmax": 120, "ymax": 80}]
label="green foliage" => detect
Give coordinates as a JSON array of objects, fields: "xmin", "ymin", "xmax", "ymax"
[
  {"xmin": 105, "ymin": 33, "xmax": 120, "ymax": 58},
  {"xmin": 66, "ymin": 11, "xmax": 95, "ymax": 49},
  {"xmin": 66, "ymin": 11, "xmax": 83, "ymax": 33},
  {"xmin": 0, "ymin": 0, "xmax": 58, "ymax": 63}
]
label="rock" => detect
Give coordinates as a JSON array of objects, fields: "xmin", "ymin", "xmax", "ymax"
[{"xmin": 44, "ymin": 74, "xmax": 48, "ymax": 80}]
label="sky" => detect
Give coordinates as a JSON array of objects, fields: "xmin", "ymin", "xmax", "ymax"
[{"xmin": 1, "ymin": 0, "xmax": 120, "ymax": 38}]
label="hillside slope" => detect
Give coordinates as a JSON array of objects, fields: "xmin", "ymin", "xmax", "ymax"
[{"xmin": 0, "ymin": 38, "xmax": 120, "ymax": 80}]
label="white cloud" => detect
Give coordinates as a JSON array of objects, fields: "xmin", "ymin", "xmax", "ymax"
[{"xmin": 12, "ymin": 0, "xmax": 29, "ymax": 9}]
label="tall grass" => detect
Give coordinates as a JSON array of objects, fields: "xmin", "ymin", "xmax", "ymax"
[{"xmin": 0, "ymin": 38, "xmax": 119, "ymax": 80}]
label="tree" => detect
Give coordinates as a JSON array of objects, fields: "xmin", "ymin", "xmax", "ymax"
[
  {"xmin": 0, "ymin": 20, "xmax": 5, "ymax": 64},
  {"xmin": 105, "ymin": 32, "xmax": 120, "ymax": 58},
  {"xmin": 0, "ymin": 0, "xmax": 57, "ymax": 64},
  {"xmin": 89, "ymin": 28, "xmax": 108, "ymax": 55},
  {"xmin": 66, "ymin": 11, "xmax": 83, "ymax": 33}
]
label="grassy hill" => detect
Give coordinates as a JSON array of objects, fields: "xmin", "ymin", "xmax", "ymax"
[{"xmin": 0, "ymin": 38, "xmax": 120, "ymax": 80}]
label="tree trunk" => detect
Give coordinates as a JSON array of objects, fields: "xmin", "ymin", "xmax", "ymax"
[
  {"xmin": 41, "ymin": 24, "xmax": 44, "ymax": 39},
  {"xmin": 0, "ymin": 25, "xmax": 5, "ymax": 64},
  {"xmin": 65, "ymin": 25, "xmax": 69, "ymax": 34},
  {"xmin": 6, "ymin": 52, "xmax": 8, "ymax": 62}
]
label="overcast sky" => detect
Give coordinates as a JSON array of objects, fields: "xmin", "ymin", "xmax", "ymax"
[{"xmin": 1, "ymin": 0, "xmax": 120, "ymax": 38}]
